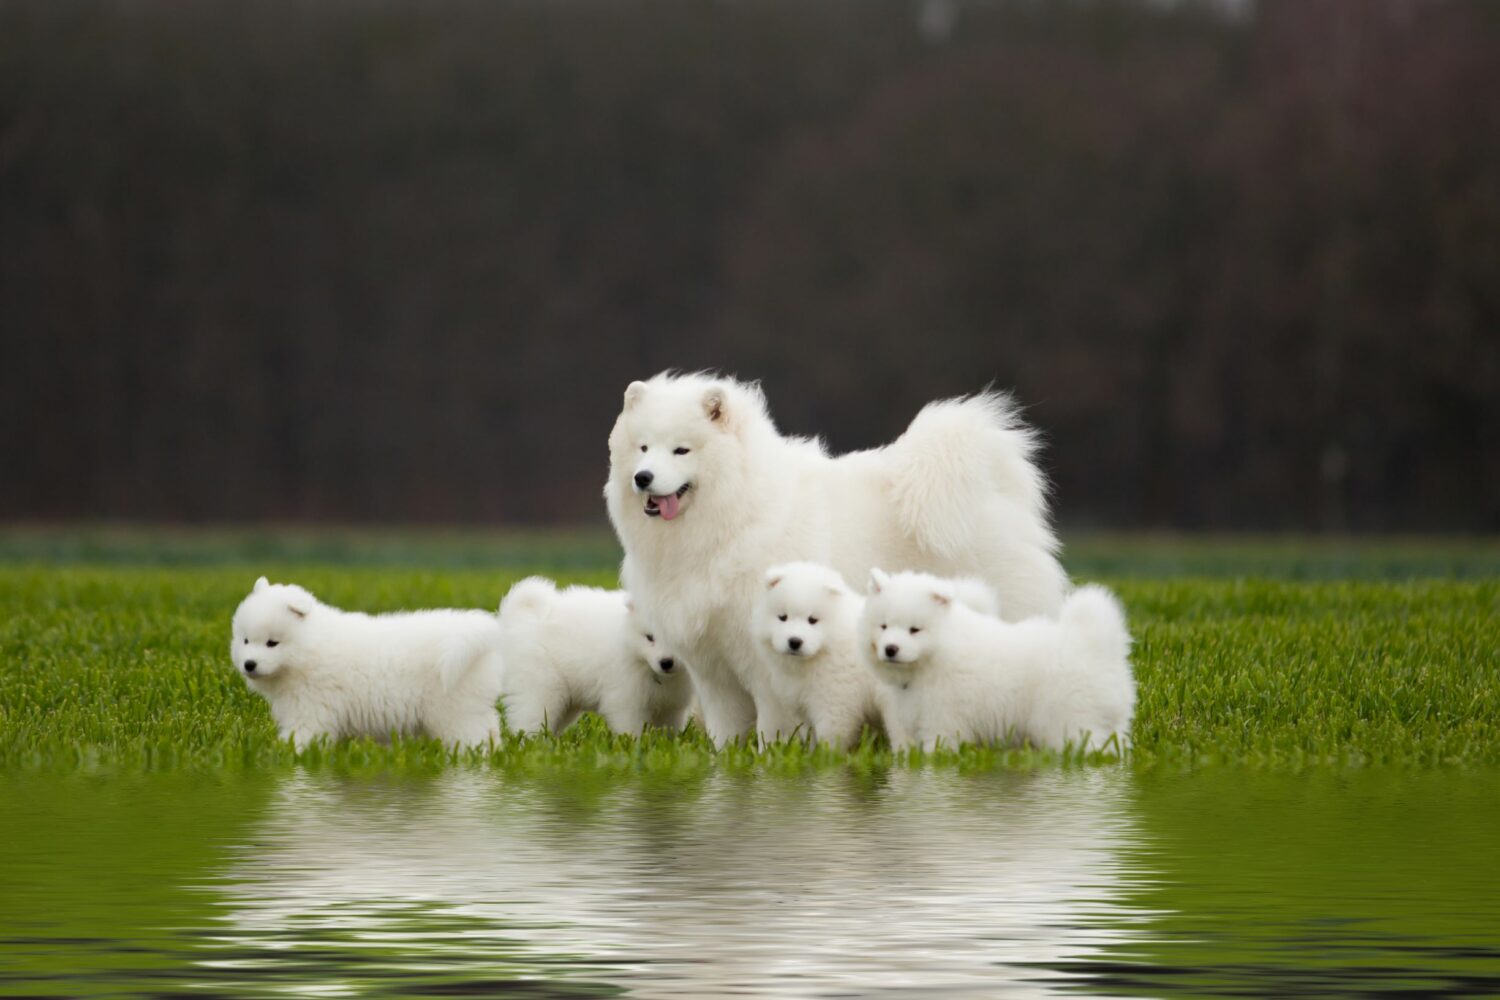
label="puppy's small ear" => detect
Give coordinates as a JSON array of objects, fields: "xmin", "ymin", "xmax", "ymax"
[
  {"xmin": 254, "ymin": 576, "xmax": 270, "ymax": 593},
  {"xmin": 826, "ymin": 586, "xmax": 844, "ymax": 599},
  {"xmin": 766, "ymin": 574, "xmax": 783, "ymax": 590},
  {"xmin": 930, "ymin": 587, "xmax": 953, "ymax": 607},
  {"xmin": 284, "ymin": 585, "xmax": 314, "ymax": 619},
  {"xmin": 703, "ymin": 386, "xmax": 727, "ymax": 425},
  {"xmin": 624, "ymin": 381, "xmax": 647, "ymax": 408},
  {"xmin": 869, "ymin": 568, "xmax": 889, "ymax": 594}
]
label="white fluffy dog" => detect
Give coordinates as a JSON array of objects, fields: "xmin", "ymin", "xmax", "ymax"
[
  {"xmin": 229, "ymin": 577, "xmax": 504, "ymax": 748},
  {"xmin": 496, "ymin": 577, "xmax": 694, "ymax": 735},
  {"xmin": 860, "ymin": 569, "xmax": 1135, "ymax": 753},
  {"xmin": 605, "ymin": 371, "xmax": 1068, "ymax": 744},
  {"xmin": 750, "ymin": 562, "xmax": 888, "ymax": 748}
]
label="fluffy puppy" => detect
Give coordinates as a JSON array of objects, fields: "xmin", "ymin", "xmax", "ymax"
[
  {"xmin": 605, "ymin": 371, "xmax": 1068, "ymax": 745},
  {"xmin": 497, "ymin": 577, "xmax": 693, "ymax": 735},
  {"xmin": 230, "ymin": 577, "xmax": 504, "ymax": 748},
  {"xmin": 750, "ymin": 562, "xmax": 889, "ymax": 748},
  {"xmin": 861, "ymin": 570, "xmax": 1135, "ymax": 753}
]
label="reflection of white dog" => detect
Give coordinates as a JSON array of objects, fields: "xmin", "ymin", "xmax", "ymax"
[
  {"xmin": 750, "ymin": 563, "xmax": 887, "ymax": 748},
  {"xmin": 229, "ymin": 577, "xmax": 504, "ymax": 748},
  {"xmin": 861, "ymin": 570, "xmax": 1135, "ymax": 753},
  {"xmin": 605, "ymin": 372, "xmax": 1068, "ymax": 744},
  {"xmin": 497, "ymin": 577, "xmax": 693, "ymax": 734}
]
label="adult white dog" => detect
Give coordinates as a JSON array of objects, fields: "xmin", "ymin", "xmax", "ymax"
[
  {"xmin": 230, "ymin": 577, "xmax": 504, "ymax": 748},
  {"xmin": 861, "ymin": 569, "xmax": 1135, "ymax": 753},
  {"xmin": 605, "ymin": 371, "xmax": 1067, "ymax": 744},
  {"xmin": 497, "ymin": 577, "xmax": 694, "ymax": 735}
]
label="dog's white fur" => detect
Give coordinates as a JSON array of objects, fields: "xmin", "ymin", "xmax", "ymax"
[
  {"xmin": 750, "ymin": 562, "xmax": 889, "ymax": 749},
  {"xmin": 229, "ymin": 577, "xmax": 504, "ymax": 748},
  {"xmin": 861, "ymin": 569, "xmax": 1135, "ymax": 753},
  {"xmin": 497, "ymin": 577, "xmax": 694, "ymax": 734},
  {"xmin": 605, "ymin": 371, "xmax": 1068, "ymax": 744}
]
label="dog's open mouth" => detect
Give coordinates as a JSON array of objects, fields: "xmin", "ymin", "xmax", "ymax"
[{"xmin": 644, "ymin": 483, "xmax": 691, "ymax": 520}]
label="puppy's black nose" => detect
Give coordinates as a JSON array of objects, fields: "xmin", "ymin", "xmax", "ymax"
[
  {"xmin": 658, "ymin": 657, "xmax": 674, "ymax": 672},
  {"xmin": 787, "ymin": 636, "xmax": 803, "ymax": 651},
  {"xmin": 635, "ymin": 470, "xmax": 654, "ymax": 489},
  {"xmin": 243, "ymin": 660, "xmax": 258, "ymax": 673},
  {"xmin": 883, "ymin": 644, "xmax": 898, "ymax": 659}
]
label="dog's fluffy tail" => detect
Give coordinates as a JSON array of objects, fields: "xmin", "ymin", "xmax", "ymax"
[
  {"xmin": 1060, "ymin": 584, "xmax": 1132, "ymax": 667},
  {"xmin": 886, "ymin": 391, "xmax": 1052, "ymax": 560},
  {"xmin": 437, "ymin": 618, "xmax": 506, "ymax": 695},
  {"xmin": 498, "ymin": 576, "xmax": 558, "ymax": 623},
  {"xmin": 951, "ymin": 577, "xmax": 1001, "ymax": 617}
]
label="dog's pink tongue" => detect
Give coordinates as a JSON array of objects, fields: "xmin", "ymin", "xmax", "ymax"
[{"xmin": 656, "ymin": 492, "xmax": 682, "ymax": 520}]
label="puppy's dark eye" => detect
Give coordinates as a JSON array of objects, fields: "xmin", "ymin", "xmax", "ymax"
[
  {"xmin": 880, "ymin": 624, "xmax": 887, "ymax": 630},
  {"xmin": 266, "ymin": 640, "xmax": 279, "ymax": 648},
  {"xmin": 673, "ymin": 447, "xmax": 690, "ymax": 455},
  {"xmin": 909, "ymin": 627, "xmax": 921, "ymax": 635},
  {"xmin": 645, "ymin": 634, "xmax": 654, "ymax": 643},
  {"xmin": 808, "ymin": 617, "xmax": 819, "ymax": 625},
  {"xmin": 777, "ymin": 614, "xmax": 787, "ymax": 622},
  {"xmin": 242, "ymin": 638, "xmax": 248, "ymax": 645},
  {"xmin": 639, "ymin": 445, "xmax": 647, "ymax": 453}
]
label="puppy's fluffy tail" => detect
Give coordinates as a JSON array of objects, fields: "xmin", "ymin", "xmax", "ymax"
[
  {"xmin": 886, "ymin": 391, "xmax": 1052, "ymax": 560},
  {"xmin": 1060, "ymin": 584, "xmax": 1131, "ymax": 665},
  {"xmin": 951, "ymin": 577, "xmax": 1001, "ymax": 617},
  {"xmin": 437, "ymin": 618, "xmax": 506, "ymax": 695},
  {"xmin": 498, "ymin": 576, "xmax": 558, "ymax": 623}
]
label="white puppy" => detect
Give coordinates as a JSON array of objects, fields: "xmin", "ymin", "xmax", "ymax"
[
  {"xmin": 861, "ymin": 569, "xmax": 1135, "ymax": 753},
  {"xmin": 230, "ymin": 577, "xmax": 504, "ymax": 748},
  {"xmin": 497, "ymin": 577, "xmax": 694, "ymax": 735},
  {"xmin": 605, "ymin": 372, "xmax": 1068, "ymax": 745},
  {"xmin": 750, "ymin": 562, "xmax": 888, "ymax": 748}
]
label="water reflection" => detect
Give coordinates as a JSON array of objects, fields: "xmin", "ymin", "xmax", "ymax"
[{"xmin": 202, "ymin": 767, "xmax": 1155, "ymax": 997}]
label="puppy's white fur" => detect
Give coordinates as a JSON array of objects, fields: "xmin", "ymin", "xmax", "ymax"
[
  {"xmin": 861, "ymin": 569, "xmax": 1135, "ymax": 753},
  {"xmin": 750, "ymin": 562, "xmax": 889, "ymax": 749},
  {"xmin": 605, "ymin": 371, "xmax": 1067, "ymax": 744},
  {"xmin": 497, "ymin": 577, "xmax": 693, "ymax": 734},
  {"xmin": 230, "ymin": 577, "xmax": 504, "ymax": 748}
]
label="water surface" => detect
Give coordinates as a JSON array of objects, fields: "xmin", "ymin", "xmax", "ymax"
[{"xmin": 3, "ymin": 767, "xmax": 1498, "ymax": 997}]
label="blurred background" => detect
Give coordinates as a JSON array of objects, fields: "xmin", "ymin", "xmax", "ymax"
[{"xmin": 2, "ymin": 0, "xmax": 1497, "ymax": 533}]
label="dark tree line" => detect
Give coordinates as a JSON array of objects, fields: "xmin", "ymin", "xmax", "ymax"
[{"xmin": 2, "ymin": 0, "xmax": 1497, "ymax": 529}]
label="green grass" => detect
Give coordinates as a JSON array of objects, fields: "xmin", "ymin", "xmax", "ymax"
[{"xmin": 2, "ymin": 541, "xmax": 1496, "ymax": 772}]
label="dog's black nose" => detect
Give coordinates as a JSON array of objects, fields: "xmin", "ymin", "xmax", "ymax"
[
  {"xmin": 635, "ymin": 470, "xmax": 654, "ymax": 489},
  {"xmin": 658, "ymin": 657, "xmax": 674, "ymax": 672},
  {"xmin": 788, "ymin": 636, "xmax": 803, "ymax": 651},
  {"xmin": 883, "ymin": 644, "xmax": 898, "ymax": 659},
  {"xmin": 243, "ymin": 660, "xmax": 258, "ymax": 673}
]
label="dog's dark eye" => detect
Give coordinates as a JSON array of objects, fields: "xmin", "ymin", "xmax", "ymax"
[
  {"xmin": 674, "ymin": 447, "xmax": 690, "ymax": 455},
  {"xmin": 880, "ymin": 624, "xmax": 887, "ymax": 630},
  {"xmin": 242, "ymin": 638, "xmax": 248, "ymax": 645},
  {"xmin": 808, "ymin": 617, "xmax": 819, "ymax": 625},
  {"xmin": 777, "ymin": 614, "xmax": 787, "ymax": 622},
  {"xmin": 909, "ymin": 627, "xmax": 921, "ymax": 635},
  {"xmin": 266, "ymin": 640, "xmax": 279, "ymax": 648},
  {"xmin": 645, "ymin": 633, "xmax": 654, "ymax": 643},
  {"xmin": 639, "ymin": 445, "xmax": 647, "ymax": 453}
]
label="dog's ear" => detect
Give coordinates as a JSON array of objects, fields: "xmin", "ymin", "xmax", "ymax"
[
  {"xmin": 930, "ymin": 584, "xmax": 953, "ymax": 607},
  {"xmin": 826, "ymin": 585, "xmax": 845, "ymax": 599},
  {"xmin": 623, "ymin": 381, "xmax": 647, "ymax": 409},
  {"xmin": 764, "ymin": 566, "xmax": 784, "ymax": 589},
  {"xmin": 284, "ymin": 585, "xmax": 314, "ymax": 619},
  {"xmin": 869, "ymin": 568, "xmax": 889, "ymax": 594},
  {"xmin": 254, "ymin": 576, "xmax": 269, "ymax": 593},
  {"xmin": 702, "ymin": 385, "xmax": 727, "ymax": 426}
]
